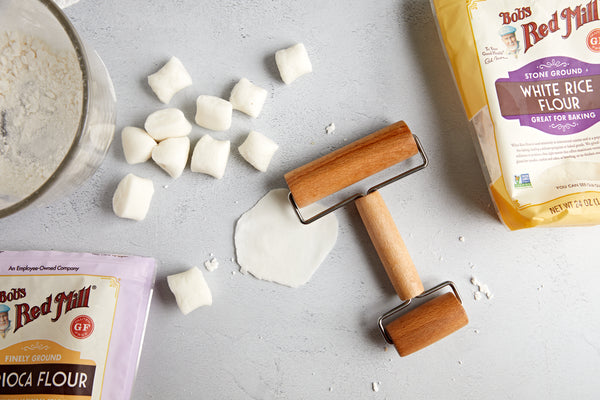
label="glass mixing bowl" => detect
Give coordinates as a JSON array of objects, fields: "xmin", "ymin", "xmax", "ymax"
[{"xmin": 0, "ymin": 0, "xmax": 115, "ymax": 218}]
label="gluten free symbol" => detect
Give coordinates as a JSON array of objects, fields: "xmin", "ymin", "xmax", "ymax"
[
  {"xmin": 587, "ymin": 28, "xmax": 600, "ymax": 52},
  {"xmin": 70, "ymin": 315, "xmax": 94, "ymax": 339}
]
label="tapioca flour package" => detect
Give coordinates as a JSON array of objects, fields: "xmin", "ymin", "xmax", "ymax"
[
  {"xmin": 0, "ymin": 251, "xmax": 156, "ymax": 399},
  {"xmin": 431, "ymin": 0, "xmax": 600, "ymax": 229}
]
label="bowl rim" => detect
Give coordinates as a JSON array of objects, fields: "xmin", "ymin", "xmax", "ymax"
[{"xmin": 0, "ymin": 0, "xmax": 90, "ymax": 219}]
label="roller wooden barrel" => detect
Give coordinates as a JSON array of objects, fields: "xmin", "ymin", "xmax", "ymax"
[
  {"xmin": 284, "ymin": 121, "xmax": 418, "ymax": 208},
  {"xmin": 385, "ymin": 292, "xmax": 469, "ymax": 356}
]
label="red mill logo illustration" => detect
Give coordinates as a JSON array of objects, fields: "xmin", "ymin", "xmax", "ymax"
[
  {"xmin": 500, "ymin": 0, "xmax": 600, "ymax": 52},
  {"xmin": 13, "ymin": 286, "xmax": 92, "ymax": 333}
]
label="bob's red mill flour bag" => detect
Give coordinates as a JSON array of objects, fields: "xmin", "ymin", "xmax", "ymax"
[
  {"xmin": 431, "ymin": 0, "xmax": 600, "ymax": 229},
  {"xmin": 0, "ymin": 251, "xmax": 156, "ymax": 399}
]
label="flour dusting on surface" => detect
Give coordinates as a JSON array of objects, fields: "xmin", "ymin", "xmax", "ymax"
[{"xmin": 471, "ymin": 275, "xmax": 493, "ymax": 300}]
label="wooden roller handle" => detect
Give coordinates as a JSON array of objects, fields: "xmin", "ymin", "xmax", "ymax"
[
  {"xmin": 285, "ymin": 121, "xmax": 418, "ymax": 208},
  {"xmin": 355, "ymin": 191, "xmax": 424, "ymax": 300},
  {"xmin": 386, "ymin": 292, "xmax": 468, "ymax": 357}
]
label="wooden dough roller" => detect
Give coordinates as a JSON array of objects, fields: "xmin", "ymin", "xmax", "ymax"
[{"xmin": 284, "ymin": 121, "xmax": 468, "ymax": 356}]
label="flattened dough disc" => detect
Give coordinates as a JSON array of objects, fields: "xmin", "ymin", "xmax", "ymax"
[{"xmin": 234, "ymin": 188, "xmax": 338, "ymax": 287}]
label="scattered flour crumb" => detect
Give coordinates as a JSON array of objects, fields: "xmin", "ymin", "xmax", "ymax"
[
  {"xmin": 372, "ymin": 381, "xmax": 380, "ymax": 392},
  {"xmin": 471, "ymin": 276, "xmax": 493, "ymax": 299},
  {"xmin": 459, "ymin": 236, "xmax": 465, "ymax": 242},
  {"xmin": 474, "ymin": 329, "xmax": 480, "ymax": 334},
  {"xmin": 458, "ymin": 360, "xmax": 463, "ymax": 365},
  {"xmin": 329, "ymin": 387, "xmax": 333, "ymax": 392},
  {"xmin": 481, "ymin": 285, "xmax": 493, "ymax": 299},
  {"xmin": 325, "ymin": 122, "xmax": 336, "ymax": 134},
  {"xmin": 204, "ymin": 257, "xmax": 219, "ymax": 272}
]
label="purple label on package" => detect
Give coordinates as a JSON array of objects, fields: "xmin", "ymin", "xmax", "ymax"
[{"xmin": 495, "ymin": 56, "xmax": 600, "ymax": 135}]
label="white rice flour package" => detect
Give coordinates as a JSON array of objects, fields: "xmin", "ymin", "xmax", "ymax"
[
  {"xmin": 0, "ymin": 251, "xmax": 156, "ymax": 399},
  {"xmin": 432, "ymin": 0, "xmax": 600, "ymax": 229}
]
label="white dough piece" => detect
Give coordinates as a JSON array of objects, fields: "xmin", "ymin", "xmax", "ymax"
[
  {"xmin": 190, "ymin": 135, "xmax": 230, "ymax": 179},
  {"xmin": 229, "ymin": 78, "xmax": 268, "ymax": 118},
  {"xmin": 121, "ymin": 126, "xmax": 157, "ymax": 164},
  {"xmin": 234, "ymin": 189, "xmax": 338, "ymax": 287},
  {"xmin": 238, "ymin": 131, "xmax": 278, "ymax": 172},
  {"xmin": 151, "ymin": 137, "xmax": 190, "ymax": 178},
  {"xmin": 112, "ymin": 173, "xmax": 155, "ymax": 221},
  {"xmin": 204, "ymin": 258, "xmax": 219, "ymax": 272},
  {"xmin": 194, "ymin": 95, "xmax": 233, "ymax": 131},
  {"xmin": 144, "ymin": 108, "xmax": 192, "ymax": 141},
  {"xmin": 148, "ymin": 56, "xmax": 193, "ymax": 104},
  {"xmin": 167, "ymin": 266, "xmax": 213, "ymax": 315},
  {"xmin": 325, "ymin": 122, "xmax": 336, "ymax": 134},
  {"xmin": 275, "ymin": 43, "xmax": 313, "ymax": 84}
]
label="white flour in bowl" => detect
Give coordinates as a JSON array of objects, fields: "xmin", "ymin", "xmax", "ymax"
[{"xmin": 0, "ymin": 31, "xmax": 83, "ymax": 208}]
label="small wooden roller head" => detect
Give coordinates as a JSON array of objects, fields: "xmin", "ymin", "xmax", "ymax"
[
  {"xmin": 284, "ymin": 121, "xmax": 418, "ymax": 208},
  {"xmin": 386, "ymin": 292, "xmax": 468, "ymax": 357}
]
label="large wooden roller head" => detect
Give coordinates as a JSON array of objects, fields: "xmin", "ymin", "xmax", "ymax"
[
  {"xmin": 388, "ymin": 292, "xmax": 468, "ymax": 356},
  {"xmin": 379, "ymin": 283, "xmax": 469, "ymax": 357},
  {"xmin": 284, "ymin": 121, "xmax": 418, "ymax": 209}
]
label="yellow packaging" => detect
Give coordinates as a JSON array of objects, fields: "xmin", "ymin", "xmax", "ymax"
[{"xmin": 431, "ymin": 0, "xmax": 600, "ymax": 229}]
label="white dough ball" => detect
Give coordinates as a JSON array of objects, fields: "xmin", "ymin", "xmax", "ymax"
[
  {"xmin": 229, "ymin": 78, "xmax": 268, "ymax": 118},
  {"xmin": 167, "ymin": 266, "xmax": 213, "ymax": 315},
  {"xmin": 190, "ymin": 135, "xmax": 230, "ymax": 179},
  {"xmin": 275, "ymin": 43, "xmax": 312, "ymax": 84},
  {"xmin": 144, "ymin": 108, "xmax": 192, "ymax": 141},
  {"xmin": 148, "ymin": 56, "xmax": 193, "ymax": 104},
  {"xmin": 238, "ymin": 131, "xmax": 279, "ymax": 172},
  {"xmin": 112, "ymin": 173, "xmax": 155, "ymax": 221},
  {"xmin": 151, "ymin": 136, "xmax": 190, "ymax": 178},
  {"xmin": 121, "ymin": 126, "xmax": 157, "ymax": 164},
  {"xmin": 194, "ymin": 95, "xmax": 233, "ymax": 131}
]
